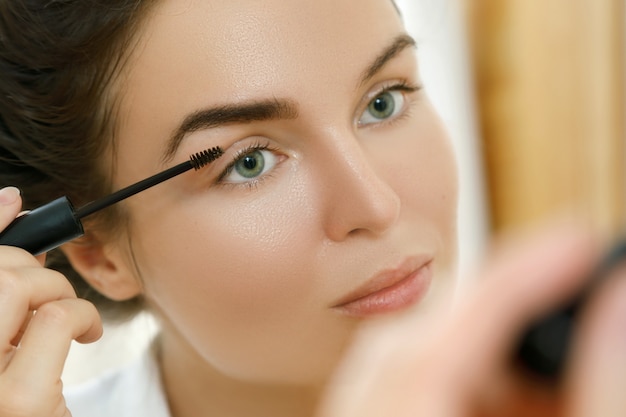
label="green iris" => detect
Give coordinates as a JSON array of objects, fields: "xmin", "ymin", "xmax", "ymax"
[
  {"xmin": 234, "ymin": 150, "xmax": 265, "ymax": 178},
  {"xmin": 367, "ymin": 92, "xmax": 396, "ymax": 120}
]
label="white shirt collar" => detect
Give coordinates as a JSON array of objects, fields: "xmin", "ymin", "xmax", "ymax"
[{"xmin": 64, "ymin": 345, "xmax": 171, "ymax": 417}]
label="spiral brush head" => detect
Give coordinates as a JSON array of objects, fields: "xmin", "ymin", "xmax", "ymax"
[{"xmin": 190, "ymin": 146, "xmax": 225, "ymax": 170}]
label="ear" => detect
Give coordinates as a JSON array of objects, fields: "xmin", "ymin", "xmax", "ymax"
[{"xmin": 61, "ymin": 232, "xmax": 142, "ymax": 301}]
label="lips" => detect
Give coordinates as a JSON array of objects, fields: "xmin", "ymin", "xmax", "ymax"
[{"xmin": 332, "ymin": 256, "xmax": 433, "ymax": 318}]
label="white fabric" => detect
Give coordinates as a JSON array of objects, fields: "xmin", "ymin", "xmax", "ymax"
[{"xmin": 64, "ymin": 347, "xmax": 171, "ymax": 417}]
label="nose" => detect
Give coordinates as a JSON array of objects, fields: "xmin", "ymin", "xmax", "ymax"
[{"xmin": 318, "ymin": 136, "xmax": 401, "ymax": 242}]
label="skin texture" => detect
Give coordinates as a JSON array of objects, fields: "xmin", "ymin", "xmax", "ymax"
[{"xmin": 67, "ymin": 0, "xmax": 458, "ymax": 415}]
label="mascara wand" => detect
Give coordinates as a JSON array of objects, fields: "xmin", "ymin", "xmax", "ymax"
[{"xmin": 0, "ymin": 147, "xmax": 223, "ymax": 255}]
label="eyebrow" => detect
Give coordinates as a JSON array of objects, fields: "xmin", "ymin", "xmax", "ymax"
[
  {"xmin": 162, "ymin": 98, "xmax": 298, "ymax": 163},
  {"xmin": 359, "ymin": 33, "xmax": 416, "ymax": 86},
  {"xmin": 162, "ymin": 33, "xmax": 417, "ymax": 163}
]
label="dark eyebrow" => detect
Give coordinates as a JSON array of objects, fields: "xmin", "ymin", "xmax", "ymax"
[
  {"xmin": 359, "ymin": 33, "xmax": 417, "ymax": 87},
  {"xmin": 162, "ymin": 98, "xmax": 298, "ymax": 163}
]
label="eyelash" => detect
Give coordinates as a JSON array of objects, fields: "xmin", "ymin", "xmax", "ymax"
[
  {"xmin": 214, "ymin": 140, "xmax": 280, "ymax": 189},
  {"xmin": 382, "ymin": 80, "xmax": 421, "ymax": 98},
  {"xmin": 359, "ymin": 80, "xmax": 422, "ymax": 128}
]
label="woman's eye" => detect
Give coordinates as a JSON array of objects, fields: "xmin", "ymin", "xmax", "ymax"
[
  {"xmin": 359, "ymin": 90, "xmax": 406, "ymax": 126},
  {"xmin": 222, "ymin": 149, "xmax": 278, "ymax": 183}
]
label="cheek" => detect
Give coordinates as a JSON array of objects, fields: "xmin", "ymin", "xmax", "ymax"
[
  {"xmin": 407, "ymin": 110, "xmax": 458, "ymax": 224},
  {"xmin": 125, "ymin": 171, "xmax": 347, "ymax": 381},
  {"xmin": 376, "ymin": 103, "xmax": 458, "ymax": 230},
  {"xmin": 375, "ymin": 102, "xmax": 459, "ymax": 265},
  {"xmin": 135, "ymin": 174, "xmax": 318, "ymax": 314}
]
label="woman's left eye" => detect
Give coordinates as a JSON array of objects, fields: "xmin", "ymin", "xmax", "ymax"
[
  {"xmin": 359, "ymin": 89, "xmax": 406, "ymax": 126},
  {"xmin": 220, "ymin": 148, "xmax": 278, "ymax": 184}
]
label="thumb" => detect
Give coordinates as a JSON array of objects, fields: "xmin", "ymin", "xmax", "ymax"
[
  {"xmin": 0, "ymin": 187, "xmax": 45, "ymax": 265},
  {"xmin": 0, "ymin": 187, "xmax": 23, "ymax": 230}
]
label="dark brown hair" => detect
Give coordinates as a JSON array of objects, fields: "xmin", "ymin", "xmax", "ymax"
[{"xmin": 0, "ymin": 0, "xmax": 154, "ymax": 321}]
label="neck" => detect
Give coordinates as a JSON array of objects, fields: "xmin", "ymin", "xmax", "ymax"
[{"xmin": 156, "ymin": 329, "xmax": 323, "ymax": 417}]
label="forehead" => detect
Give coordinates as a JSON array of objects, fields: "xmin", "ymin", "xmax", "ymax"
[
  {"xmin": 125, "ymin": 0, "xmax": 403, "ymax": 94},
  {"xmin": 114, "ymin": 0, "xmax": 404, "ymax": 173}
]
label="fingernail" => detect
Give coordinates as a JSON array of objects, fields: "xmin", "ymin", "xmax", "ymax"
[{"xmin": 0, "ymin": 187, "xmax": 20, "ymax": 205}]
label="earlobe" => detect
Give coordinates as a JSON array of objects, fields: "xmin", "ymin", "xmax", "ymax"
[{"xmin": 61, "ymin": 232, "xmax": 142, "ymax": 301}]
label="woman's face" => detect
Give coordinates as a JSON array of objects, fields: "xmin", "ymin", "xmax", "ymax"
[{"xmin": 111, "ymin": 0, "xmax": 457, "ymax": 384}]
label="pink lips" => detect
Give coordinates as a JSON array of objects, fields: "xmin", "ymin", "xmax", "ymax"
[{"xmin": 332, "ymin": 257, "xmax": 433, "ymax": 318}]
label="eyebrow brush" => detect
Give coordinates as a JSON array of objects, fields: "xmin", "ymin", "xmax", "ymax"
[{"xmin": 0, "ymin": 147, "xmax": 223, "ymax": 256}]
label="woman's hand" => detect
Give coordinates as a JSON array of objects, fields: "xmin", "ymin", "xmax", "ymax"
[
  {"xmin": 318, "ymin": 223, "xmax": 626, "ymax": 417},
  {"xmin": 0, "ymin": 187, "xmax": 102, "ymax": 417}
]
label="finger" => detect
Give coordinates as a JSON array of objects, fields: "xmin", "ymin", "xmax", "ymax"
[
  {"xmin": 0, "ymin": 187, "xmax": 22, "ymax": 231},
  {"xmin": 6, "ymin": 298, "xmax": 102, "ymax": 391},
  {"xmin": 0, "ymin": 244, "xmax": 48, "ymax": 269},
  {"xmin": 566, "ymin": 264, "xmax": 626, "ymax": 417},
  {"xmin": 0, "ymin": 266, "xmax": 77, "ymax": 360},
  {"xmin": 10, "ymin": 310, "xmax": 34, "ymax": 347},
  {"xmin": 410, "ymin": 225, "xmax": 597, "ymax": 386},
  {"xmin": 412, "ymin": 223, "xmax": 595, "ymax": 415},
  {"xmin": 436, "ymin": 226, "xmax": 596, "ymax": 414},
  {"xmin": 0, "ymin": 245, "xmax": 44, "ymax": 268}
]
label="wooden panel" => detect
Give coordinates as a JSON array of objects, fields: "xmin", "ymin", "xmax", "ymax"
[{"xmin": 466, "ymin": 0, "xmax": 625, "ymax": 238}]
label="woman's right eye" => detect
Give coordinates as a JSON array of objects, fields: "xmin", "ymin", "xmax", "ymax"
[{"xmin": 219, "ymin": 148, "xmax": 279, "ymax": 184}]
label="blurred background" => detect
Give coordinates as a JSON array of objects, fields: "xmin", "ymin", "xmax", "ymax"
[
  {"xmin": 399, "ymin": 0, "xmax": 625, "ymax": 269},
  {"xmin": 63, "ymin": 0, "xmax": 626, "ymax": 384}
]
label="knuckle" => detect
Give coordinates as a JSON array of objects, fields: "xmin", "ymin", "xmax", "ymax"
[
  {"xmin": 33, "ymin": 299, "xmax": 100, "ymax": 338},
  {"xmin": 34, "ymin": 302, "xmax": 73, "ymax": 327},
  {"xmin": 0, "ymin": 246, "xmax": 38, "ymax": 265},
  {"xmin": 44, "ymin": 269, "xmax": 76, "ymax": 297},
  {"xmin": 84, "ymin": 301, "xmax": 100, "ymax": 320},
  {"xmin": 76, "ymin": 298, "xmax": 102, "ymax": 326},
  {"xmin": 0, "ymin": 269, "xmax": 25, "ymax": 299}
]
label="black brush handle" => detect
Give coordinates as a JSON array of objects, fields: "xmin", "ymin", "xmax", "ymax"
[
  {"xmin": 516, "ymin": 239, "xmax": 626, "ymax": 380},
  {"xmin": 0, "ymin": 148, "xmax": 222, "ymax": 257},
  {"xmin": 0, "ymin": 196, "xmax": 83, "ymax": 256}
]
